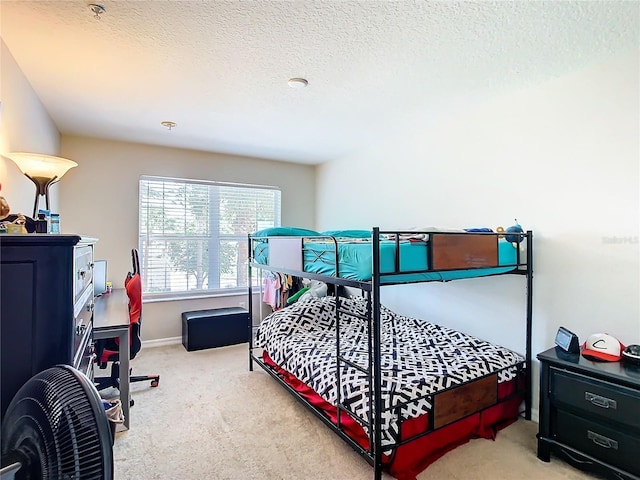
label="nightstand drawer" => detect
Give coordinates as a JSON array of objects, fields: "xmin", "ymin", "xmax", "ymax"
[
  {"xmin": 556, "ymin": 410, "xmax": 640, "ymax": 476},
  {"xmin": 550, "ymin": 368, "xmax": 640, "ymax": 429}
]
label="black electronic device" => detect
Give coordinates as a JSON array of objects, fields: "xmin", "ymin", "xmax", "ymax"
[
  {"xmin": 622, "ymin": 344, "xmax": 640, "ymax": 365},
  {"xmin": 554, "ymin": 326, "xmax": 580, "ymax": 353}
]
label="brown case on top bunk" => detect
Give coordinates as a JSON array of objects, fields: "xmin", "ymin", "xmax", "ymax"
[{"xmin": 430, "ymin": 233, "xmax": 498, "ymax": 270}]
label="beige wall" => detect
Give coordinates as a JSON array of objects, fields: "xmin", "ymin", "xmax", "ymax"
[
  {"xmin": 59, "ymin": 135, "xmax": 316, "ymax": 341},
  {"xmin": 0, "ymin": 39, "xmax": 61, "ymax": 215},
  {"xmin": 2, "ymin": 39, "xmax": 316, "ymax": 343}
]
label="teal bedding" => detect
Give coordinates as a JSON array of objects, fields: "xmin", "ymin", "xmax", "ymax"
[
  {"xmin": 302, "ymin": 238, "xmax": 517, "ymax": 282},
  {"xmin": 253, "ymin": 235, "xmax": 519, "ymax": 282}
]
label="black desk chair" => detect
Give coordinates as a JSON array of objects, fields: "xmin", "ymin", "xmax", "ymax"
[{"xmin": 94, "ymin": 249, "xmax": 159, "ymax": 405}]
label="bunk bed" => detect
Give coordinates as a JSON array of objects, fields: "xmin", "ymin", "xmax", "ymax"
[{"xmin": 247, "ymin": 227, "xmax": 533, "ymax": 480}]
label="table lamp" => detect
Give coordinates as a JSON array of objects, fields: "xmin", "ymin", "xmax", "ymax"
[{"xmin": 4, "ymin": 152, "xmax": 78, "ymax": 218}]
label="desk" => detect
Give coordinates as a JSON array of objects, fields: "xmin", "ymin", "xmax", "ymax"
[{"xmin": 93, "ymin": 289, "xmax": 130, "ymax": 430}]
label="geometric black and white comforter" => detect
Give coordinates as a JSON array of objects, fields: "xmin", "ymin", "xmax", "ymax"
[{"xmin": 256, "ymin": 296, "xmax": 524, "ymax": 450}]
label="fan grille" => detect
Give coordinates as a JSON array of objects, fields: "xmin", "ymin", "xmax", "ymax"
[{"xmin": 1, "ymin": 365, "xmax": 113, "ymax": 480}]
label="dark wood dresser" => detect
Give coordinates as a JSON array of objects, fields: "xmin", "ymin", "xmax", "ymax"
[
  {"xmin": 537, "ymin": 347, "xmax": 640, "ymax": 480},
  {"xmin": 0, "ymin": 234, "xmax": 97, "ymax": 421}
]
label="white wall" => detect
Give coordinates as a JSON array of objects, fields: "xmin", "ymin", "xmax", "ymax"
[
  {"xmin": 0, "ymin": 39, "xmax": 62, "ymax": 215},
  {"xmin": 317, "ymin": 52, "xmax": 640, "ymax": 417},
  {"xmin": 60, "ymin": 135, "xmax": 316, "ymax": 341}
]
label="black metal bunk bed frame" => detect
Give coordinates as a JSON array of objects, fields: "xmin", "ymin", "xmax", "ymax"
[{"xmin": 247, "ymin": 228, "xmax": 533, "ymax": 480}]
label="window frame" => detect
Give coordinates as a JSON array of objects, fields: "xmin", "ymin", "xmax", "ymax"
[{"xmin": 138, "ymin": 175, "xmax": 281, "ymax": 301}]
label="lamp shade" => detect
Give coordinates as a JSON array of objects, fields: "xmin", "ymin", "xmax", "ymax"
[
  {"xmin": 5, "ymin": 153, "xmax": 78, "ymax": 180},
  {"xmin": 5, "ymin": 152, "xmax": 78, "ymax": 218}
]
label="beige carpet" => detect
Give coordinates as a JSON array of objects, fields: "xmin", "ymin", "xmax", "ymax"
[{"xmin": 111, "ymin": 343, "xmax": 597, "ymax": 480}]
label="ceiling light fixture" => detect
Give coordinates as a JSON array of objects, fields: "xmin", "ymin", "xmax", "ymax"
[
  {"xmin": 288, "ymin": 78, "xmax": 308, "ymax": 89},
  {"xmin": 88, "ymin": 4, "xmax": 105, "ymax": 20},
  {"xmin": 161, "ymin": 121, "xmax": 177, "ymax": 131}
]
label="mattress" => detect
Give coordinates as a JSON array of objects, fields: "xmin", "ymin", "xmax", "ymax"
[
  {"xmin": 303, "ymin": 237, "xmax": 517, "ymax": 281},
  {"xmin": 252, "ymin": 234, "xmax": 519, "ymax": 282},
  {"xmin": 255, "ymin": 296, "xmax": 524, "ymax": 451}
]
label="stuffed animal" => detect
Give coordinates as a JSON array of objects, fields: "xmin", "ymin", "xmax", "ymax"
[
  {"xmin": 505, "ymin": 219, "xmax": 524, "ymax": 243},
  {"xmin": 297, "ymin": 280, "xmax": 328, "ymax": 303},
  {"xmin": 0, "ymin": 183, "xmax": 10, "ymax": 219}
]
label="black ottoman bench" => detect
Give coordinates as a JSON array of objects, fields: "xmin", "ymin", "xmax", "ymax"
[{"xmin": 181, "ymin": 307, "xmax": 249, "ymax": 352}]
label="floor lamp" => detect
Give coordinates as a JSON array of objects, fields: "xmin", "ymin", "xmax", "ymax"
[{"xmin": 4, "ymin": 153, "xmax": 78, "ymax": 218}]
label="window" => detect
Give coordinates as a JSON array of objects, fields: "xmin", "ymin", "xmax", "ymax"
[{"xmin": 139, "ymin": 176, "xmax": 280, "ymax": 298}]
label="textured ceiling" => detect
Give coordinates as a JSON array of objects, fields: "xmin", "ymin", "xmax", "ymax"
[{"xmin": 1, "ymin": 1, "xmax": 638, "ymax": 164}]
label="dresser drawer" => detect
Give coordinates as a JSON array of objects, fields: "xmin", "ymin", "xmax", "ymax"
[
  {"xmin": 76, "ymin": 330, "xmax": 96, "ymax": 381},
  {"xmin": 74, "ymin": 322, "xmax": 94, "ymax": 376},
  {"xmin": 550, "ymin": 367, "xmax": 640, "ymax": 429},
  {"xmin": 73, "ymin": 296, "xmax": 93, "ymax": 369},
  {"xmin": 74, "ymin": 245, "xmax": 93, "ymax": 306},
  {"xmin": 555, "ymin": 410, "xmax": 640, "ymax": 476}
]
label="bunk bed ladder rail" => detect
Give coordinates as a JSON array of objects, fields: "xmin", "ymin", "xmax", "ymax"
[
  {"xmin": 335, "ymin": 229, "xmax": 384, "ymax": 480},
  {"xmin": 335, "ymin": 293, "xmax": 343, "ymax": 433},
  {"xmin": 335, "ymin": 299, "xmax": 373, "ymax": 424},
  {"xmin": 248, "ymin": 234, "xmax": 254, "ymax": 372},
  {"xmin": 371, "ymin": 227, "xmax": 384, "ymax": 480}
]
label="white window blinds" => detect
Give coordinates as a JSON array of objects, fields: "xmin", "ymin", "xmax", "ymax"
[{"xmin": 139, "ymin": 176, "xmax": 281, "ymax": 298}]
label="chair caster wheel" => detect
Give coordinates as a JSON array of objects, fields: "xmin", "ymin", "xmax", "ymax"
[{"xmin": 151, "ymin": 380, "xmax": 159, "ymax": 387}]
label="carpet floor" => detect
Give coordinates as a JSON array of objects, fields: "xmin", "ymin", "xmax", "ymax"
[{"xmin": 111, "ymin": 343, "xmax": 599, "ymax": 480}]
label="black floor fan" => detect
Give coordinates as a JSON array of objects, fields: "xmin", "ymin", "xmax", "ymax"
[{"xmin": 0, "ymin": 365, "xmax": 114, "ymax": 480}]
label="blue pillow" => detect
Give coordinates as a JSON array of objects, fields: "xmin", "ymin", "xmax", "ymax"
[
  {"xmin": 320, "ymin": 229, "xmax": 372, "ymax": 238},
  {"xmin": 252, "ymin": 227, "xmax": 320, "ymax": 237}
]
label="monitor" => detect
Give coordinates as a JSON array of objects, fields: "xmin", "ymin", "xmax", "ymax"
[{"xmin": 94, "ymin": 260, "xmax": 107, "ymax": 297}]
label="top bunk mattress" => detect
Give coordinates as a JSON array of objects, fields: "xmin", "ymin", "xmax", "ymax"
[{"xmin": 252, "ymin": 230, "xmax": 522, "ymax": 282}]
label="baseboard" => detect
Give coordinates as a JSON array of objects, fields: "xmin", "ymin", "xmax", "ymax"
[
  {"xmin": 530, "ymin": 408, "xmax": 539, "ymax": 424},
  {"xmin": 142, "ymin": 336, "xmax": 182, "ymax": 348}
]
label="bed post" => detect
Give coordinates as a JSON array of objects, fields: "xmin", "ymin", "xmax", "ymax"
[
  {"xmin": 525, "ymin": 230, "xmax": 533, "ymax": 420},
  {"xmin": 371, "ymin": 227, "xmax": 383, "ymax": 480},
  {"xmin": 248, "ymin": 234, "xmax": 254, "ymax": 372}
]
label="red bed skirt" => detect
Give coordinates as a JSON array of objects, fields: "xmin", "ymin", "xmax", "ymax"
[{"xmin": 263, "ymin": 352, "xmax": 523, "ymax": 480}]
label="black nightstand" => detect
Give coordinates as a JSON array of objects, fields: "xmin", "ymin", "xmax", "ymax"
[{"xmin": 537, "ymin": 347, "xmax": 640, "ymax": 480}]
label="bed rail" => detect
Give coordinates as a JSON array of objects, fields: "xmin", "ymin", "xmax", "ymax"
[{"xmin": 249, "ymin": 228, "xmax": 529, "ymax": 284}]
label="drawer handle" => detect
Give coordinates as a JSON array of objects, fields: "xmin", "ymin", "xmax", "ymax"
[
  {"xmin": 587, "ymin": 430, "xmax": 618, "ymax": 450},
  {"xmin": 585, "ymin": 392, "xmax": 617, "ymax": 410},
  {"xmin": 84, "ymin": 353, "xmax": 97, "ymax": 379}
]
